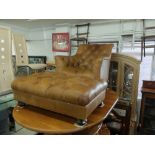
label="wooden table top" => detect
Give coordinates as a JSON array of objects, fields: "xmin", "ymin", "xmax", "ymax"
[{"xmin": 13, "ymin": 89, "xmax": 118, "ymax": 134}]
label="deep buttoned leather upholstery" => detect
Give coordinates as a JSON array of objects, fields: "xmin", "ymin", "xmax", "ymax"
[{"xmin": 11, "ymin": 44, "xmax": 113, "ymax": 120}]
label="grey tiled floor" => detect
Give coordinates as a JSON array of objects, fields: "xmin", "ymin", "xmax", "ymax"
[
  {"xmin": 0, "ymin": 94, "xmax": 37, "ymax": 135},
  {"xmin": 10, "ymin": 122, "xmax": 37, "ymax": 135}
]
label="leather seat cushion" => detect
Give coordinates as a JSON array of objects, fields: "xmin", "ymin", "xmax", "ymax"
[{"xmin": 11, "ymin": 72, "xmax": 107, "ymax": 106}]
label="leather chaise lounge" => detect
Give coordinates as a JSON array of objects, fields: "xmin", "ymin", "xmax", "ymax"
[{"xmin": 11, "ymin": 44, "xmax": 113, "ymax": 125}]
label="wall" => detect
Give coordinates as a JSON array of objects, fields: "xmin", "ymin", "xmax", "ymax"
[
  {"xmin": 26, "ymin": 26, "xmax": 71, "ymax": 63},
  {"xmin": 1, "ymin": 19, "xmax": 155, "ymax": 61},
  {"xmin": 0, "ymin": 21, "xmax": 29, "ymax": 55},
  {"xmin": 26, "ymin": 28, "xmax": 55, "ymax": 63},
  {"xmin": 25, "ymin": 20, "xmax": 136, "ymax": 61},
  {"xmin": 0, "ymin": 21, "xmax": 29, "ymax": 38},
  {"xmin": 25, "ymin": 19, "xmax": 155, "ymax": 59}
]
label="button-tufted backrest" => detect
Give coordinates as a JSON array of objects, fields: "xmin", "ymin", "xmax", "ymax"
[{"xmin": 68, "ymin": 44, "xmax": 113, "ymax": 80}]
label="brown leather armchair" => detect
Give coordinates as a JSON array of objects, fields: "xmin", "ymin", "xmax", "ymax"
[{"xmin": 11, "ymin": 44, "xmax": 113, "ymax": 125}]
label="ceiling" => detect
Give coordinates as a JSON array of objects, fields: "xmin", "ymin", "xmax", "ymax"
[{"xmin": 0, "ymin": 19, "xmax": 106, "ymax": 30}]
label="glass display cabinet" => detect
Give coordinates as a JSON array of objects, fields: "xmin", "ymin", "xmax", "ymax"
[{"xmin": 108, "ymin": 53, "xmax": 140, "ymax": 133}]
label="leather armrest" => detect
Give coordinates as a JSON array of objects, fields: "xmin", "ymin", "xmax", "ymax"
[
  {"xmin": 93, "ymin": 56, "xmax": 111, "ymax": 81},
  {"xmin": 100, "ymin": 56, "xmax": 111, "ymax": 81}
]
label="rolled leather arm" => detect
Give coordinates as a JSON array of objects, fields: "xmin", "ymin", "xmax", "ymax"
[{"xmin": 55, "ymin": 56, "xmax": 69, "ymax": 72}]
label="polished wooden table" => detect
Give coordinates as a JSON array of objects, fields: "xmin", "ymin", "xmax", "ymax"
[{"xmin": 13, "ymin": 89, "xmax": 118, "ymax": 134}]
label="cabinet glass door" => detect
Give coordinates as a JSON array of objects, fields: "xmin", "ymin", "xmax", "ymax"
[
  {"xmin": 108, "ymin": 61, "xmax": 118, "ymax": 91},
  {"xmin": 121, "ymin": 64, "xmax": 134, "ymax": 101}
]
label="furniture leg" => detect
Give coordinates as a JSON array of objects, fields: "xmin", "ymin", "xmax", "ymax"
[
  {"xmin": 75, "ymin": 119, "xmax": 87, "ymax": 127},
  {"xmin": 98, "ymin": 101, "xmax": 104, "ymax": 107}
]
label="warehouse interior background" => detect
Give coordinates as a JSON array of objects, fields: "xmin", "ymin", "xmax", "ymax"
[{"xmin": 0, "ymin": 0, "xmax": 154, "ymax": 155}]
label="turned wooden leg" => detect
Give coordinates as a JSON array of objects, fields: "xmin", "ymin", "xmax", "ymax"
[{"xmin": 18, "ymin": 101, "xmax": 26, "ymax": 107}]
